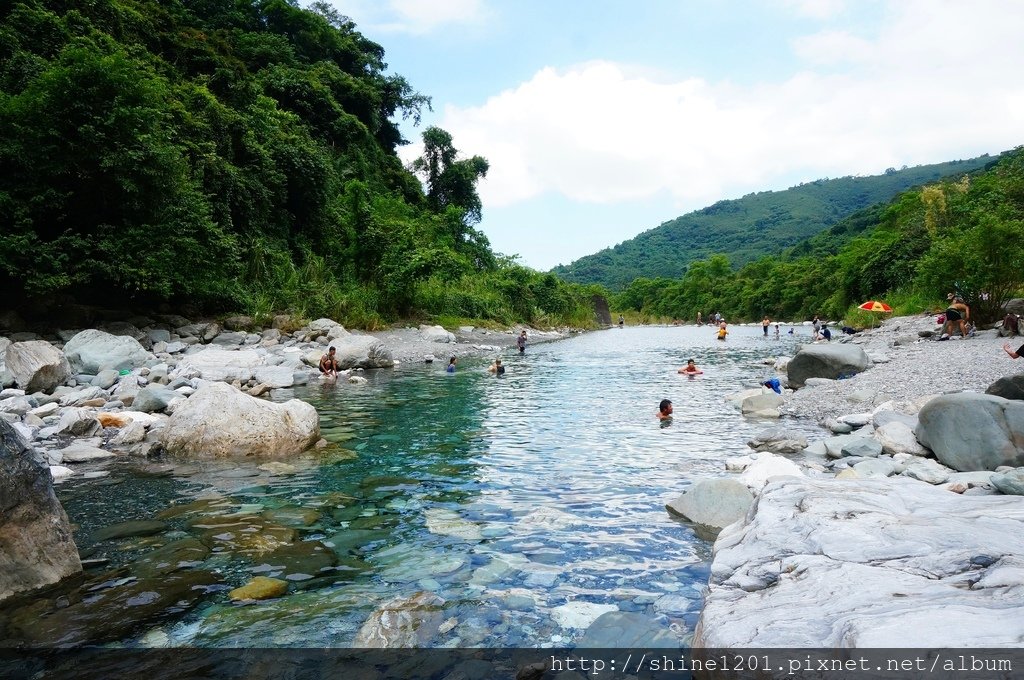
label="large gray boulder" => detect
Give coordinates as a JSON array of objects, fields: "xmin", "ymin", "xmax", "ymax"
[
  {"xmin": 0, "ymin": 420, "xmax": 82, "ymax": 602},
  {"xmin": 666, "ymin": 478, "xmax": 754, "ymax": 533},
  {"xmin": 696, "ymin": 477, "xmax": 1024, "ymax": 647},
  {"xmin": 787, "ymin": 344, "xmax": 871, "ymax": 389},
  {"xmin": 304, "ymin": 336, "xmax": 394, "ymax": 370},
  {"xmin": 160, "ymin": 382, "xmax": 319, "ymax": 457},
  {"xmin": 915, "ymin": 393, "xmax": 1024, "ymax": 472},
  {"xmin": 63, "ymin": 329, "xmax": 153, "ymax": 373},
  {"xmin": 987, "ymin": 375, "xmax": 1024, "ymax": 402},
  {"xmin": 5, "ymin": 341, "xmax": 70, "ymax": 393}
]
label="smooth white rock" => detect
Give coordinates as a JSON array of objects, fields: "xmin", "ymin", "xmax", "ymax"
[{"xmin": 696, "ymin": 477, "xmax": 1024, "ymax": 647}]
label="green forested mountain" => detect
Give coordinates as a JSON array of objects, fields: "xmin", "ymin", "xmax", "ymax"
[
  {"xmin": 0, "ymin": 0, "xmax": 596, "ymax": 327},
  {"xmin": 553, "ymin": 156, "xmax": 997, "ymax": 290},
  {"xmin": 613, "ymin": 147, "xmax": 1024, "ymax": 325}
]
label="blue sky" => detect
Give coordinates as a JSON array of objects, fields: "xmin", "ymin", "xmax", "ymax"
[{"xmin": 317, "ymin": 0, "xmax": 1024, "ymax": 271}]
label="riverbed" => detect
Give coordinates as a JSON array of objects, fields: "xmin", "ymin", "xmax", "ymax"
[{"xmin": 15, "ymin": 325, "xmax": 825, "ymax": 648}]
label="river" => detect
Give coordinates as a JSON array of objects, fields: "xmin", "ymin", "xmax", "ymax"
[{"xmin": 9, "ymin": 324, "xmax": 823, "ymax": 648}]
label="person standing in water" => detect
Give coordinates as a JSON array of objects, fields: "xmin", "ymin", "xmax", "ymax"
[
  {"xmin": 488, "ymin": 358, "xmax": 505, "ymax": 374},
  {"xmin": 678, "ymin": 359, "xmax": 703, "ymax": 375},
  {"xmin": 517, "ymin": 330, "xmax": 528, "ymax": 354},
  {"xmin": 774, "ymin": 323, "xmax": 780, "ymax": 338},
  {"xmin": 446, "ymin": 356, "xmax": 457, "ymax": 373},
  {"xmin": 762, "ymin": 316, "xmax": 771, "ymax": 336},
  {"xmin": 658, "ymin": 399, "xmax": 673, "ymax": 420},
  {"xmin": 717, "ymin": 321, "xmax": 728, "ymax": 340},
  {"xmin": 618, "ymin": 314, "xmax": 624, "ymax": 328}
]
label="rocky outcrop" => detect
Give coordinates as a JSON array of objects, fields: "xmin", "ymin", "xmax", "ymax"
[
  {"xmin": 160, "ymin": 382, "xmax": 319, "ymax": 457},
  {"xmin": 63, "ymin": 329, "xmax": 153, "ymax": 373},
  {"xmin": 0, "ymin": 420, "xmax": 81, "ymax": 602},
  {"xmin": 695, "ymin": 477, "xmax": 1024, "ymax": 647},
  {"xmin": 5, "ymin": 341, "xmax": 71, "ymax": 394},
  {"xmin": 915, "ymin": 393, "xmax": 1024, "ymax": 471},
  {"xmin": 786, "ymin": 344, "xmax": 871, "ymax": 389}
]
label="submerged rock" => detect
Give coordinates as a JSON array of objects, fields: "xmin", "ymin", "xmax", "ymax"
[
  {"xmin": 577, "ymin": 611, "xmax": 680, "ymax": 648},
  {"xmin": 229, "ymin": 576, "xmax": 288, "ymax": 601},
  {"xmin": 353, "ymin": 591, "xmax": 446, "ymax": 647},
  {"xmin": 0, "ymin": 421, "xmax": 81, "ymax": 602},
  {"xmin": 5, "ymin": 569, "xmax": 218, "ymax": 646}
]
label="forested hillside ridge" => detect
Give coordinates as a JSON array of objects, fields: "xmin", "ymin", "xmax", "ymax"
[
  {"xmin": 613, "ymin": 146, "xmax": 1024, "ymax": 326},
  {"xmin": 554, "ymin": 155, "xmax": 1000, "ymax": 291},
  {"xmin": 0, "ymin": 1, "xmax": 598, "ymax": 329}
]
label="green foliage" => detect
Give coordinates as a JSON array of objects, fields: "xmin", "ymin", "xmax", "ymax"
[
  {"xmin": 0, "ymin": 0, "xmax": 595, "ymax": 328},
  {"xmin": 557, "ymin": 156, "xmax": 998, "ymax": 291},
  {"xmin": 610, "ymin": 148, "xmax": 1024, "ymax": 327}
]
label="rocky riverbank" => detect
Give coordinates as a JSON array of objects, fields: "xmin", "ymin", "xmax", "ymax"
[
  {"xmin": 669, "ymin": 312, "xmax": 1024, "ymax": 647},
  {"xmin": 0, "ymin": 314, "xmax": 573, "ymax": 611}
]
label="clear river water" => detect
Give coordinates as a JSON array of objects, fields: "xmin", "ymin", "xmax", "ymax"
[{"xmin": 13, "ymin": 325, "xmax": 824, "ymax": 648}]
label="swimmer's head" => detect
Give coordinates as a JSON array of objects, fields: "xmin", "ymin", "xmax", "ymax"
[
  {"xmin": 687, "ymin": 359, "xmax": 695, "ymax": 365},
  {"xmin": 659, "ymin": 399, "xmax": 673, "ymax": 415}
]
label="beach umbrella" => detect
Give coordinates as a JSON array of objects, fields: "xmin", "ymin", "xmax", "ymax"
[
  {"xmin": 858, "ymin": 300, "xmax": 893, "ymax": 313},
  {"xmin": 858, "ymin": 300, "xmax": 892, "ymax": 328}
]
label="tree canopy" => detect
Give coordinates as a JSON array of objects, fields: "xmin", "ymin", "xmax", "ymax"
[{"xmin": 0, "ymin": 0, "xmax": 597, "ymax": 327}]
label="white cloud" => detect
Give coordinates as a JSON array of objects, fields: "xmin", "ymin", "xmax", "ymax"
[
  {"xmin": 317, "ymin": 0, "xmax": 488, "ymax": 35},
  {"xmin": 432, "ymin": 1, "xmax": 1024, "ymax": 213},
  {"xmin": 782, "ymin": 0, "xmax": 849, "ymax": 20}
]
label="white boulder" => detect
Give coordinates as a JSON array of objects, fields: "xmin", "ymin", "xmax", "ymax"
[
  {"xmin": 63, "ymin": 329, "xmax": 153, "ymax": 373},
  {"xmin": 160, "ymin": 382, "xmax": 319, "ymax": 457},
  {"xmin": 5, "ymin": 341, "xmax": 71, "ymax": 394}
]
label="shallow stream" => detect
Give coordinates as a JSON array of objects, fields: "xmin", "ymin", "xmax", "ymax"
[{"xmin": 4, "ymin": 325, "xmax": 823, "ymax": 648}]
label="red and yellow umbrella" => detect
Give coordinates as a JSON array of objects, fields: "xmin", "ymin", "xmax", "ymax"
[{"xmin": 858, "ymin": 300, "xmax": 893, "ymax": 313}]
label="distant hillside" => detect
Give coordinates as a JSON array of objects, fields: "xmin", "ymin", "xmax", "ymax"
[{"xmin": 552, "ymin": 156, "xmax": 997, "ymax": 290}]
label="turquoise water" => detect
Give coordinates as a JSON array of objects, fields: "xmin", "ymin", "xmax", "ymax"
[{"xmin": 32, "ymin": 325, "xmax": 820, "ymax": 648}]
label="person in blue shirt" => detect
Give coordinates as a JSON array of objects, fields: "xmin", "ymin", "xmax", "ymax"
[
  {"xmin": 446, "ymin": 356, "xmax": 456, "ymax": 373},
  {"xmin": 762, "ymin": 377, "xmax": 782, "ymax": 394}
]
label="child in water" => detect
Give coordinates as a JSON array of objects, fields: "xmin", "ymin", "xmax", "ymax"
[
  {"xmin": 446, "ymin": 356, "xmax": 456, "ymax": 373},
  {"xmin": 717, "ymin": 322, "xmax": 728, "ymax": 340}
]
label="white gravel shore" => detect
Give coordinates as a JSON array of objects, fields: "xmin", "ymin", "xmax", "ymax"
[
  {"xmin": 781, "ymin": 314, "xmax": 1022, "ymax": 422},
  {"xmin": 360, "ymin": 325, "xmax": 574, "ymax": 365}
]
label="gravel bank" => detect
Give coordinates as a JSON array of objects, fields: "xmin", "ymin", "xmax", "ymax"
[
  {"xmin": 781, "ymin": 314, "xmax": 1021, "ymax": 422},
  {"xmin": 360, "ymin": 325, "xmax": 574, "ymax": 365}
]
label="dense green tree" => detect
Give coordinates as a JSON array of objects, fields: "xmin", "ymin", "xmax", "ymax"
[{"xmin": 0, "ymin": 0, "xmax": 595, "ymax": 328}]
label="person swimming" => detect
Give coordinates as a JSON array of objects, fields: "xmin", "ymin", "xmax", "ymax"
[
  {"xmin": 678, "ymin": 359, "xmax": 703, "ymax": 375},
  {"xmin": 658, "ymin": 399, "xmax": 673, "ymax": 420},
  {"xmin": 488, "ymin": 358, "xmax": 505, "ymax": 375}
]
